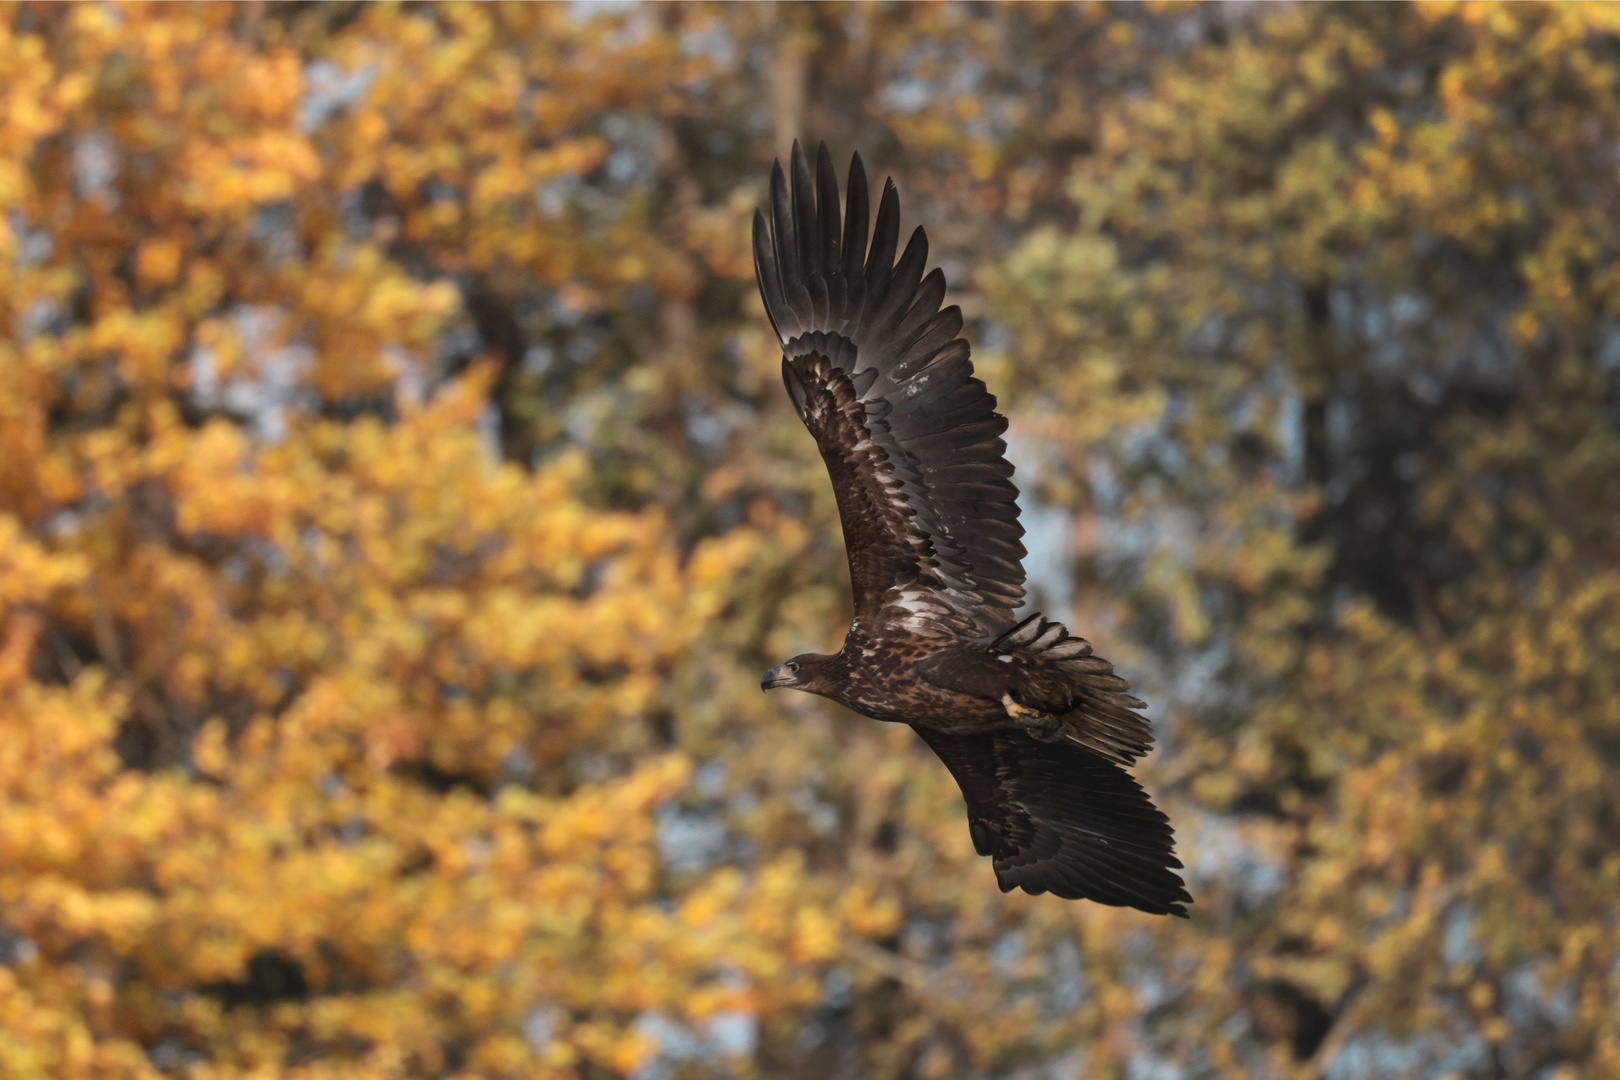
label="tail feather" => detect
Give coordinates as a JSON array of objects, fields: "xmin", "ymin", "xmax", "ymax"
[{"xmin": 991, "ymin": 613, "xmax": 1155, "ymax": 764}]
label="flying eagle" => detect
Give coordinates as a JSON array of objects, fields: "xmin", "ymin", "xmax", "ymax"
[{"xmin": 755, "ymin": 143, "xmax": 1191, "ymax": 917}]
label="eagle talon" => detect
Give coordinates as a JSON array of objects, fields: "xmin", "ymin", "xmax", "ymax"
[{"xmin": 1002, "ymin": 693, "xmax": 1065, "ymax": 742}]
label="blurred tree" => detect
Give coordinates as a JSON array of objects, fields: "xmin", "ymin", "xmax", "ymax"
[
  {"xmin": 0, "ymin": 4, "xmax": 805, "ymax": 1077},
  {"xmin": 1, "ymin": 2, "xmax": 1616, "ymax": 1080},
  {"xmin": 989, "ymin": 2, "xmax": 1620, "ymax": 1077}
]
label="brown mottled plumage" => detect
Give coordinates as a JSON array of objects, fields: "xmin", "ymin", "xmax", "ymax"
[{"xmin": 756, "ymin": 143, "xmax": 1190, "ymax": 917}]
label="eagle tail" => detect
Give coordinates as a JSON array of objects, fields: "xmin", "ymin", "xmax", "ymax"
[{"xmin": 990, "ymin": 614, "xmax": 1154, "ymax": 765}]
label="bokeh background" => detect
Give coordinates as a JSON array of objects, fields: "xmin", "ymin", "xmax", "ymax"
[{"xmin": 2, "ymin": 2, "xmax": 1618, "ymax": 1078}]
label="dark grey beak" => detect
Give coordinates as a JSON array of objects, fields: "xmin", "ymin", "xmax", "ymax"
[{"xmin": 761, "ymin": 664, "xmax": 795, "ymax": 690}]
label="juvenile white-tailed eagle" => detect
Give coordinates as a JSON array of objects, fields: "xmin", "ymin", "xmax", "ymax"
[{"xmin": 756, "ymin": 143, "xmax": 1190, "ymax": 917}]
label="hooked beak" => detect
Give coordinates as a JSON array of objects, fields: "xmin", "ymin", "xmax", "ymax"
[{"xmin": 761, "ymin": 664, "xmax": 796, "ymax": 690}]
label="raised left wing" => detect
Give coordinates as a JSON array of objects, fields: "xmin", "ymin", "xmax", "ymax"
[{"xmin": 754, "ymin": 142, "xmax": 1026, "ymax": 640}]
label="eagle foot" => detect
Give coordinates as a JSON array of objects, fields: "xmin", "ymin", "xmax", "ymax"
[{"xmin": 1001, "ymin": 693, "xmax": 1065, "ymax": 743}]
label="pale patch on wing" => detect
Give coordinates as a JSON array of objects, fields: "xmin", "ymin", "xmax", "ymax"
[
  {"xmin": 893, "ymin": 589, "xmax": 933, "ymax": 615},
  {"xmin": 883, "ymin": 586, "xmax": 971, "ymax": 638}
]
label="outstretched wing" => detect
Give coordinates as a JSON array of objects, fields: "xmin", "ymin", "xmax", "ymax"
[
  {"xmin": 755, "ymin": 142, "xmax": 1025, "ymax": 640},
  {"xmin": 914, "ymin": 726, "xmax": 1191, "ymax": 917}
]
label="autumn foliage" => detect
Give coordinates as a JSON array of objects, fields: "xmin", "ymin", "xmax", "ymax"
[{"xmin": 1, "ymin": 3, "xmax": 1618, "ymax": 1079}]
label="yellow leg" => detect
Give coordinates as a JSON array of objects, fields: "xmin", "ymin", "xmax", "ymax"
[{"xmin": 1002, "ymin": 694, "xmax": 1064, "ymax": 742}]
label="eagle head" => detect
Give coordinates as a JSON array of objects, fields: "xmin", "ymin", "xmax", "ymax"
[{"xmin": 760, "ymin": 652, "xmax": 835, "ymax": 693}]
